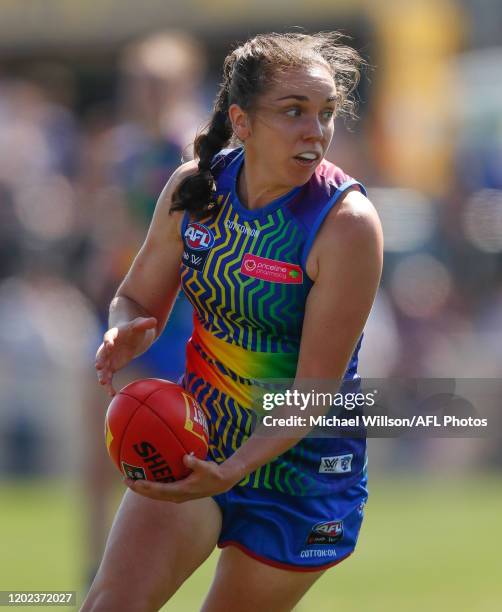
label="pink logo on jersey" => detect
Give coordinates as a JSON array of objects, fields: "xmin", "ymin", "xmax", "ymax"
[
  {"xmin": 244, "ymin": 259, "xmax": 257, "ymax": 272},
  {"xmin": 240, "ymin": 254, "xmax": 303, "ymax": 284}
]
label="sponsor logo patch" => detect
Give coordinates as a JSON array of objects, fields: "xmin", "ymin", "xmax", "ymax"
[
  {"xmin": 225, "ymin": 219, "xmax": 260, "ymax": 237},
  {"xmin": 183, "ymin": 223, "xmax": 214, "ymax": 271},
  {"xmin": 240, "ymin": 254, "xmax": 303, "ymax": 284},
  {"xmin": 318, "ymin": 453, "xmax": 353, "ymax": 474},
  {"xmin": 299, "ymin": 549, "xmax": 337, "ymax": 559},
  {"xmin": 121, "ymin": 462, "xmax": 146, "ymax": 480},
  {"xmin": 184, "ymin": 223, "xmax": 215, "ymax": 250},
  {"xmin": 306, "ymin": 520, "xmax": 344, "ymax": 546}
]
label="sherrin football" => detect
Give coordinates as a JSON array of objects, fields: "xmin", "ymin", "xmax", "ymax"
[{"xmin": 105, "ymin": 378, "xmax": 209, "ymax": 482}]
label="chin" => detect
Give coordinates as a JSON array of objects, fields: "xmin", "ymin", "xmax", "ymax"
[{"xmin": 288, "ymin": 164, "xmax": 318, "ymax": 186}]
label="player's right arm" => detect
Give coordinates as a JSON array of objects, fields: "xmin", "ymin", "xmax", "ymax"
[{"xmin": 95, "ymin": 160, "xmax": 198, "ymax": 396}]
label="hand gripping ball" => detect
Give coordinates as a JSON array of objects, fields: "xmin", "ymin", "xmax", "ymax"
[{"xmin": 105, "ymin": 379, "xmax": 209, "ymax": 482}]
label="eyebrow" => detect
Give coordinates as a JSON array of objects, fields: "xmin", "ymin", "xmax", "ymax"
[{"xmin": 274, "ymin": 94, "xmax": 337, "ymax": 103}]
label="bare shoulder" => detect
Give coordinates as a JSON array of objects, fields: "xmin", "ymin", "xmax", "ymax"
[
  {"xmin": 327, "ymin": 188, "xmax": 381, "ymax": 241},
  {"xmin": 307, "ymin": 187, "xmax": 383, "ymax": 281},
  {"xmin": 150, "ymin": 160, "xmax": 199, "ymax": 240},
  {"xmin": 156, "ymin": 159, "xmax": 199, "ymax": 212}
]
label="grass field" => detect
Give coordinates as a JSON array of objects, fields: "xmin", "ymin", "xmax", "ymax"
[{"xmin": 1, "ymin": 475, "xmax": 501, "ymax": 611}]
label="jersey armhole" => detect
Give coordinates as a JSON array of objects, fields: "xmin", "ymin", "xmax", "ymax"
[
  {"xmin": 181, "ymin": 210, "xmax": 190, "ymax": 238},
  {"xmin": 300, "ymin": 179, "xmax": 367, "ymax": 271}
]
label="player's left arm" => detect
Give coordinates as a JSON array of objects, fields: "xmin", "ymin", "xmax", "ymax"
[{"xmin": 126, "ymin": 189, "xmax": 383, "ymax": 502}]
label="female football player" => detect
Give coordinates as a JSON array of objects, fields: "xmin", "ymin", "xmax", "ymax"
[{"xmin": 86, "ymin": 31, "xmax": 383, "ymax": 611}]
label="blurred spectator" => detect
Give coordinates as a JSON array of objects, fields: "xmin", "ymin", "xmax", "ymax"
[
  {"xmin": 75, "ymin": 31, "xmax": 209, "ymax": 581},
  {"xmin": 108, "ymin": 30, "xmax": 208, "ymax": 224}
]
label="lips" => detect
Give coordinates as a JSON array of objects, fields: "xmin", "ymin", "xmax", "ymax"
[
  {"xmin": 293, "ymin": 157, "xmax": 317, "ymax": 166},
  {"xmin": 293, "ymin": 155, "xmax": 320, "ymax": 167},
  {"xmin": 293, "ymin": 151, "xmax": 322, "ymax": 168}
]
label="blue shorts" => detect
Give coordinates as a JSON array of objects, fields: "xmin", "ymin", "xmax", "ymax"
[{"xmin": 213, "ymin": 473, "xmax": 368, "ymax": 571}]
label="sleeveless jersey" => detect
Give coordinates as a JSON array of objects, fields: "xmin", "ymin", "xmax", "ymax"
[{"xmin": 180, "ymin": 147, "xmax": 366, "ymax": 495}]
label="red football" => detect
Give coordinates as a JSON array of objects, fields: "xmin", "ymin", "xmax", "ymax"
[{"xmin": 105, "ymin": 378, "xmax": 209, "ymax": 482}]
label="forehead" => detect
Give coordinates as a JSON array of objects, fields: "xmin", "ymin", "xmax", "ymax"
[{"xmin": 264, "ymin": 64, "xmax": 336, "ymax": 99}]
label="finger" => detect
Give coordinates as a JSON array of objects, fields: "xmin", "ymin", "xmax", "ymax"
[
  {"xmin": 126, "ymin": 478, "xmax": 195, "ymax": 502},
  {"xmin": 129, "ymin": 488, "xmax": 188, "ymax": 503},
  {"xmin": 103, "ymin": 327, "xmax": 119, "ymax": 347},
  {"xmin": 95, "ymin": 350, "xmax": 110, "ymax": 370},
  {"xmin": 96, "ymin": 365, "xmax": 115, "ymax": 396},
  {"xmin": 95, "ymin": 344, "xmax": 103, "ymax": 361},
  {"xmin": 96, "ymin": 352, "xmax": 110, "ymax": 374},
  {"xmin": 102, "ymin": 382, "xmax": 116, "ymax": 398},
  {"xmin": 183, "ymin": 453, "xmax": 207, "ymax": 472},
  {"xmin": 105, "ymin": 373, "xmax": 116, "ymax": 397},
  {"xmin": 125, "ymin": 480, "xmax": 175, "ymax": 501},
  {"xmin": 97, "ymin": 368, "xmax": 108, "ymax": 384},
  {"xmin": 95, "ymin": 343, "xmax": 108, "ymax": 366},
  {"xmin": 96, "ymin": 356, "xmax": 109, "ymax": 377}
]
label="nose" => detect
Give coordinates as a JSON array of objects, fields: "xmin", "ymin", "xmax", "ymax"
[{"xmin": 302, "ymin": 115, "xmax": 324, "ymax": 141}]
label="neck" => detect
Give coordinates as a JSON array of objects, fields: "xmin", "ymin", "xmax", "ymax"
[{"xmin": 238, "ymin": 155, "xmax": 291, "ymax": 210}]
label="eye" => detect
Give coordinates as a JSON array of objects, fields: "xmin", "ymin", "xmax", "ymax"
[
  {"xmin": 285, "ymin": 107, "xmax": 302, "ymax": 117},
  {"xmin": 321, "ymin": 109, "xmax": 335, "ymax": 121}
]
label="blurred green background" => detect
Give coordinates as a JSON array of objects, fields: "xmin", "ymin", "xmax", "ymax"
[{"xmin": 1, "ymin": 475, "xmax": 501, "ymax": 611}]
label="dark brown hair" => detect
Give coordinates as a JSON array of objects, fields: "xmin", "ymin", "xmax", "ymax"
[{"xmin": 171, "ymin": 32, "xmax": 365, "ymax": 219}]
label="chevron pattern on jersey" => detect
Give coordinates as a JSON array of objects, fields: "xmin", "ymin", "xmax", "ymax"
[
  {"xmin": 181, "ymin": 197, "xmax": 309, "ymax": 355},
  {"xmin": 184, "ymin": 372, "xmax": 256, "ymax": 459},
  {"xmin": 179, "ymin": 148, "xmax": 367, "ymax": 496}
]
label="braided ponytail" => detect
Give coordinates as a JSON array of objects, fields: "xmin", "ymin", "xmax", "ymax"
[{"xmin": 171, "ymin": 86, "xmax": 232, "ymax": 219}]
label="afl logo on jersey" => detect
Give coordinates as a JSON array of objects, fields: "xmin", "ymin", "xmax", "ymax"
[
  {"xmin": 184, "ymin": 223, "xmax": 215, "ymax": 251},
  {"xmin": 182, "ymin": 223, "xmax": 214, "ymax": 272}
]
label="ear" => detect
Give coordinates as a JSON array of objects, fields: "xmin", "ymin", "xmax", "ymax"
[{"xmin": 228, "ymin": 103, "xmax": 251, "ymax": 140}]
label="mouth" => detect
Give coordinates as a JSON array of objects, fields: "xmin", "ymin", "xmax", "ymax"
[{"xmin": 293, "ymin": 151, "xmax": 322, "ymax": 168}]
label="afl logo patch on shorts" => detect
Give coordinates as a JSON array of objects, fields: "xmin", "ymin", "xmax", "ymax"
[
  {"xmin": 183, "ymin": 223, "xmax": 215, "ymax": 271},
  {"xmin": 318, "ymin": 453, "xmax": 353, "ymax": 474},
  {"xmin": 306, "ymin": 520, "xmax": 344, "ymax": 546}
]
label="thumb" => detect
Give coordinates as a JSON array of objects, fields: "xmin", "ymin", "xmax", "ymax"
[
  {"xmin": 103, "ymin": 326, "xmax": 119, "ymax": 346},
  {"xmin": 183, "ymin": 452, "xmax": 205, "ymax": 471}
]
